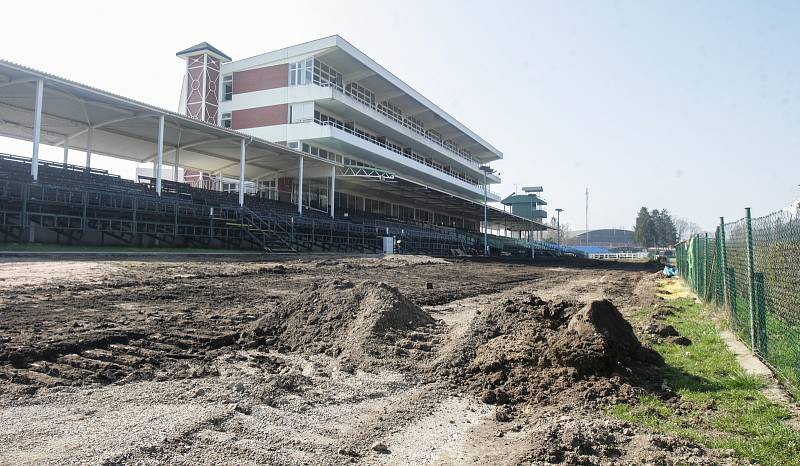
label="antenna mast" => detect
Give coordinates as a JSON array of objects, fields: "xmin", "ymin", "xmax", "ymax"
[{"xmin": 585, "ymin": 187, "xmax": 589, "ymax": 246}]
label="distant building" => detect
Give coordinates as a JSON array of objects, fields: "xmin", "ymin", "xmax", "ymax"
[{"xmin": 566, "ymin": 228, "xmax": 636, "ymax": 248}]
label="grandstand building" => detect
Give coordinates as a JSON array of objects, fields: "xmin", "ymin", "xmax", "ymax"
[
  {"xmin": 0, "ymin": 37, "xmax": 552, "ymax": 256},
  {"xmin": 176, "ymin": 37, "xmax": 502, "ymax": 229}
]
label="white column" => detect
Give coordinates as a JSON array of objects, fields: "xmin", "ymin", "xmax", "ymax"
[
  {"xmin": 155, "ymin": 115, "xmax": 164, "ymax": 195},
  {"xmin": 173, "ymin": 146, "xmax": 180, "ymax": 182},
  {"xmin": 85, "ymin": 126, "xmax": 93, "ymax": 171},
  {"xmin": 31, "ymin": 79, "xmax": 44, "ymax": 181},
  {"xmin": 297, "ymin": 156, "xmax": 304, "ymax": 215},
  {"xmin": 63, "ymin": 137, "xmax": 69, "ymax": 166},
  {"xmin": 330, "ymin": 165, "xmax": 336, "ymax": 218},
  {"xmin": 239, "ymin": 139, "xmax": 246, "ymax": 207}
]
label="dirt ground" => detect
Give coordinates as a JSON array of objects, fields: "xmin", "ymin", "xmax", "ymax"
[{"xmin": 0, "ymin": 254, "xmax": 738, "ymax": 465}]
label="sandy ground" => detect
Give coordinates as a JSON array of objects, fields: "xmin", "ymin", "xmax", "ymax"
[{"xmin": 0, "ymin": 255, "xmax": 731, "ymax": 465}]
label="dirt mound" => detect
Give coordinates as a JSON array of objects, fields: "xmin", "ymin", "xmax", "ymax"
[
  {"xmin": 437, "ymin": 294, "xmax": 661, "ymax": 412},
  {"xmin": 547, "ymin": 299, "xmax": 646, "ymax": 373},
  {"xmin": 520, "ymin": 415, "xmax": 735, "ymax": 465},
  {"xmin": 243, "ymin": 279, "xmax": 439, "ymax": 370}
]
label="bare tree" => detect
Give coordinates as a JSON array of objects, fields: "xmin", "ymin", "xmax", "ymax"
[{"xmin": 674, "ymin": 217, "xmax": 702, "ymax": 241}]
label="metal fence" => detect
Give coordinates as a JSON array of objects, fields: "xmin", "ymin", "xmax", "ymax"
[{"xmin": 675, "ymin": 207, "xmax": 800, "ymax": 390}]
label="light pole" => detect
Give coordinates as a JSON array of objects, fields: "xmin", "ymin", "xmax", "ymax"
[
  {"xmin": 555, "ymin": 208, "xmax": 564, "ymax": 250},
  {"xmin": 479, "ymin": 166, "xmax": 494, "ymax": 256}
]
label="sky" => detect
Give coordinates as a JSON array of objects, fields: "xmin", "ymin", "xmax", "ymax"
[{"xmin": 1, "ymin": 0, "xmax": 798, "ymax": 232}]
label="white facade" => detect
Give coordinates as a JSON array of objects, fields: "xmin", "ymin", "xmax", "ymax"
[{"xmin": 215, "ymin": 36, "xmax": 502, "ymax": 204}]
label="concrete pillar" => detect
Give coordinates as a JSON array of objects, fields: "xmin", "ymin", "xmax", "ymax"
[
  {"xmin": 173, "ymin": 146, "xmax": 180, "ymax": 182},
  {"xmin": 63, "ymin": 137, "xmax": 69, "ymax": 167},
  {"xmin": 330, "ymin": 165, "xmax": 336, "ymax": 218},
  {"xmin": 297, "ymin": 156, "xmax": 304, "ymax": 215},
  {"xmin": 239, "ymin": 139, "xmax": 246, "ymax": 207},
  {"xmin": 155, "ymin": 115, "xmax": 164, "ymax": 195},
  {"xmin": 31, "ymin": 79, "xmax": 43, "ymax": 181},
  {"xmin": 85, "ymin": 126, "xmax": 92, "ymax": 171}
]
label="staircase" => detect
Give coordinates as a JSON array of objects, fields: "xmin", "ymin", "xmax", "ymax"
[{"xmin": 231, "ymin": 206, "xmax": 297, "ymax": 253}]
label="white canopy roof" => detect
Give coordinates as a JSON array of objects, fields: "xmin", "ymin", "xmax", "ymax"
[{"xmin": 0, "ymin": 59, "xmax": 336, "ymax": 179}]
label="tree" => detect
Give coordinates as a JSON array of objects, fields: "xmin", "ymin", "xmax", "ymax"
[
  {"xmin": 543, "ymin": 216, "xmax": 570, "ymax": 243},
  {"xmin": 674, "ymin": 217, "xmax": 702, "ymax": 241},
  {"xmin": 633, "ymin": 207, "xmax": 655, "ymax": 247},
  {"xmin": 651, "ymin": 209, "xmax": 678, "ymax": 246},
  {"xmin": 634, "ymin": 208, "xmax": 678, "ymax": 247}
]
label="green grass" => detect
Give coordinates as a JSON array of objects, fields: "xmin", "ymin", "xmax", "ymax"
[{"xmin": 611, "ymin": 294, "xmax": 800, "ymax": 466}]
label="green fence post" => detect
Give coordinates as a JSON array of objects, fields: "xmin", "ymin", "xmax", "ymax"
[
  {"xmin": 745, "ymin": 207, "xmax": 757, "ymax": 351},
  {"xmin": 692, "ymin": 234, "xmax": 698, "ymax": 293},
  {"xmin": 719, "ymin": 217, "xmax": 728, "ymax": 309},
  {"xmin": 753, "ymin": 272, "xmax": 767, "ymax": 357},
  {"xmin": 704, "ymin": 232, "xmax": 709, "ymax": 301},
  {"xmin": 697, "ymin": 233, "xmax": 703, "ymax": 295},
  {"xmin": 713, "ymin": 226, "xmax": 725, "ymax": 306}
]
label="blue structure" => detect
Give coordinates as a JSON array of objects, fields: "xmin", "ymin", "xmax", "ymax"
[{"xmin": 570, "ymin": 245, "xmax": 610, "ymax": 255}]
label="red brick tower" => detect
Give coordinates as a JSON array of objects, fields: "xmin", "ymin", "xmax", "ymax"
[{"xmin": 176, "ymin": 42, "xmax": 231, "ymax": 124}]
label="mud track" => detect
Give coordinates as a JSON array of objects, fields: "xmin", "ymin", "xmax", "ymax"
[{"xmin": 0, "ymin": 255, "xmax": 733, "ymax": 465}]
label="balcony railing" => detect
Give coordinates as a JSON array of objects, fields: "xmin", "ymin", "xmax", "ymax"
[
  {"xmin": 312, "ymin": 117, "xmax": 491, "ymax": 192},
  {"xmin": 314, "ymin": 81, "xmax": 483, "ymax": 170}
]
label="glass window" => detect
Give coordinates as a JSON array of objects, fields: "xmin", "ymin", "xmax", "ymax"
[
  {"xmin": 222, "ymin": 74, "xmax": 233, "ymax": 101},
  {"xmin": 289, "ymin": 58, "xmax": 314, "ymax": 86},
  {"xmin": 221, "ymin": 112, "xmax": 232, "ymax": 128}
]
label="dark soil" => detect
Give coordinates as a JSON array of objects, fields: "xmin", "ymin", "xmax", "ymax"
[
  {"xmin": 241, "ymin": 279, "xmax": 442, "ymax": 372},
  {"xmin": 2, "ymin": 255, "xmax": 736, "ymax": 465},
  {"xmin": 437, "ymin": 294, "xmax": 665, "ymax": 418}
]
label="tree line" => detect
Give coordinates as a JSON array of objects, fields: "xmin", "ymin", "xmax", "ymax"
[{"xmin": 633, "ymin": 207, "xmax": 679, "ymax": 247}]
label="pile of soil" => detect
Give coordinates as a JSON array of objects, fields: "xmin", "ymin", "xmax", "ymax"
[
  {"xmin": 519, "ymin": 415, "xmax": 735, "ymax": 465},
  {"xmin": 242, "ymin": 279, "xmax": 440, "ymax": 371},
  {"xmin": 437, "ymin": 293, "xmax": 662, "ymax": 412}
]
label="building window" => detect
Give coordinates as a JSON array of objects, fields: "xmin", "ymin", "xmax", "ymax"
[
  {"xmin": 222, "ymin": 74, "xmax": 232, "ymax": 101},
  {"xmin": 221, "ymin": 112, "xmax": 232, "ymax": 128},
  {"xmin": 289, "ymin": 58, "xmax": 314, "ymax": 86},
  {"xmin": 313, "ymin": 59, "xmax": 342, "ymax": 89}
]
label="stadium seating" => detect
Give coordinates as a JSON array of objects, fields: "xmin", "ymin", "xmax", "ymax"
[{"xmin": 0, "ymin": 154, "xmax": 579, "ymax": 257}]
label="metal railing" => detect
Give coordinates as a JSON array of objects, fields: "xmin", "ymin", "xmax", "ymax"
[
  {"xmin": 327, "ymin": 84, "xmax": 482, "ymax": 169},
  {"xmin": 313, "ymin": 117, "xmax": 486, "ymax": 189}
]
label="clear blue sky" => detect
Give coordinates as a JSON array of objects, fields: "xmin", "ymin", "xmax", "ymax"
[{"xmin": 2, "ymin": 0, "xmax": 798, "ymax": 231}]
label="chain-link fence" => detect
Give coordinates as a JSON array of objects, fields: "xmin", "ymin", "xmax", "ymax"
[{"xmin": 675, "ymin": 208, "xmax": 800, "ymax": 391}]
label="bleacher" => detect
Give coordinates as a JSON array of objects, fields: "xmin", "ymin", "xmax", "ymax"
[
  {"xmin": 0, "ymin": 154, "xmax": 475, "ymax": 254},
  {"xmin": 0, "ymin": 153, "xmax": 576, "ymax": 257}
]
